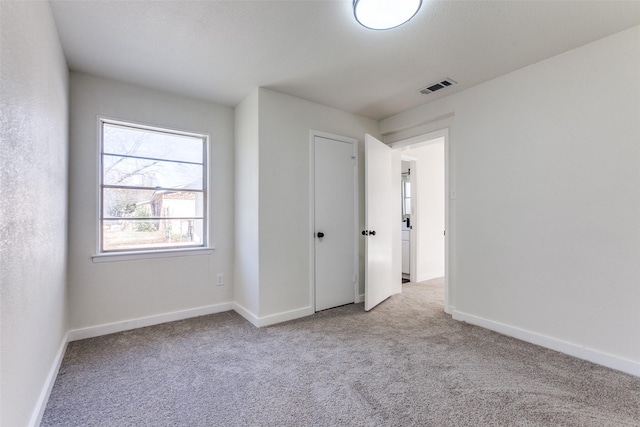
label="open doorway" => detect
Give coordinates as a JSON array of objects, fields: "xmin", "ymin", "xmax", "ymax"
[
  {"xmin": 391, "ymin": 129, "xmax": 449, "ymax": 312},
  {"xmin": 400, "ymin": 159, "xmax": 415, "ymax": 284}
]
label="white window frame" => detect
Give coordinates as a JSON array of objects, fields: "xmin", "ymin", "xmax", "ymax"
[{"xmin": 92, "ymin": 117, "xmax": 212, "ymax": 262}]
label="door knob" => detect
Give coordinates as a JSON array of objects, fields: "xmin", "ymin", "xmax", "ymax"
[
  {"xmin": 317, "ymin": 232, "xmax": 325, "ymax": 238},
  {"xmin": 370, "ymin": 230, "xmax": 376, "ymax": 236}
]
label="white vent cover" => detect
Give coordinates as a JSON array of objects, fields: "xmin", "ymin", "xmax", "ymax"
[{"xmin": 419, "ymin": 78, "xmax": 457, "ymax": 95}]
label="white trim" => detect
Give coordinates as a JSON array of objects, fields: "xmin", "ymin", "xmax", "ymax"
[
  {"xmin": 389, "ymin": 128, "xmax": 449, "ymax": 150},
  {"xmin": 29, "ymin": 332, "xmax": 69, "ymax": 427},
  {"xmin": 309, "ymin": 130, "xmax": 359, "ymax": 313},
  {"xmin": 443, "ymin": 131, "xmax": 450, "ymax": 312},
  {"xmin": 67, "ymin": 302, "xmax": 233, "ymax": 341},
  {"xmin": 233, "ymin": 302, "xmax": 314, "ymax": 328},
  {"xmin": 27, "ymin": 303, "xmax": 639, "ymax": 427},
  {"xmin": 232, "ymin": 302, "xmax": 261, "ymax": 326},
  {"xmin": 99, "ymin": 117, "xmax": 210, "ymax": 139},
  {"xmin": 92, "ymin": 247, "xmax": 214, "ymax": 263},
  {"xmin": 309, "ymin": 132, "xmax": 316, "ymax": 312},
  {"xmin": 353, "ymin": 140, "xmax": 360, "ymax": 306},
  {"xmin": 30, "ymin": 303, "xmax": 233, "ymax": 424},
  {"xmin": 452, "ymin": 310, "xmax": 640, "ymax": 377}
]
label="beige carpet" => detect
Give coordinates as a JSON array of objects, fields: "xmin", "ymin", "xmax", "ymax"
[{"xmin": 42, "ymin": 279, "xmax": 639, "ymax": 426}]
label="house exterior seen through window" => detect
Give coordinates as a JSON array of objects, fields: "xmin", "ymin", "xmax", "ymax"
[{"xmin": 99, "ymin": 119, "xmax": 208, "ymax": 253}]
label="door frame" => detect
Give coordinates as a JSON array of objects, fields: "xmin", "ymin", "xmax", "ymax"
[
  {"xmin": 390, "ymin": 128, "xmax": 451, "ymax": 314},
  {"xmin": 400, "ymin": 155, "xmax": 418, "ymax": 283},
  {"xmin": 309, "ymin": 130, "xmax": 359, "ymax": 312}
]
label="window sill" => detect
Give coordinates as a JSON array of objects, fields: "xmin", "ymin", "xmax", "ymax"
[{"xmin": 92, "ymin": 247, "xmax": 214, "ymax": 263}]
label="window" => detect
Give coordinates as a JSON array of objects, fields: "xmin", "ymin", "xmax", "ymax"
[
  {"xmin": 99, "ymin": 119, "xmax": 208, "ymax": 254},
  {"xmin": 402, "ymin": 178, "xmax": 411, "ymax": 216}
]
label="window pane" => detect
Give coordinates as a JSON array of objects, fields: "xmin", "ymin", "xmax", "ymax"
[
  {"xmin": 103, "ymin": 123, "xmax": 203, "ymax": 164},
  {"xmin": 404, "ymin": 198, "xmax": 411, "ymax": 215},
  {"xmin": 102, "ymin": 219, "xmax": 204, "ymax": 252},
  {"xmin": 103, "ymin": 189, "xmax": 203, "ymax": 219},
  {"xmin": 103, "ymin": 155, "xmax": 203, "ymax": 189}
]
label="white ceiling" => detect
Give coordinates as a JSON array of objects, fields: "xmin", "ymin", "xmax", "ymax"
[{"xmin": 50, "ymin": 0, "xmax": 640, "ymax": 121}]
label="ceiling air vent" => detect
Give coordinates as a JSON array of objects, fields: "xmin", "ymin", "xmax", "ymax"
[{"xmin": 419, "ymin": 78, "xmax": 457, "ymax": 95}]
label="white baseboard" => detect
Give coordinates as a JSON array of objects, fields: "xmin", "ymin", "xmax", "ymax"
[
  {"xmin": 67, "ymin": 302, "xmax": 234, "ymax": 341},
  {"xmin": 452, "ymin": 309, "xmax": 640, "ymax": 377},
  {"xmin": 355, "ymin": 293, "xmax": 364, "ymax": 303},
  {"xmin": 232, "ymin": 302, "xmax": 260, "ymax": 326},
  {"xmin": 29, "ymin": 332, "xmax": 69, "ymax": 427},
  {"xmin": 29, "ymin": 302, "xmax": 639, "ymax": 427},
  {"xmin": 32, "ymin": 300, "xmax": 313, "ymax": 426},
  {"xmin": 233, "ymin": 302, "xmax": 314, "ymax": 327}
]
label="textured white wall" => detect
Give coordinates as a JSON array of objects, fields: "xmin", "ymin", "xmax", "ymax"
[
  {"xmin": 380, "ymin": 26, "xmax": 640, "ymax": 367},
  {"xmin": 0, "ymin": 2, "xmax": 69, "ymax": 425},
  {"xmin": 237, "ymin": 88, "xmax": 380, "ymax": 319},
  {"xmin": 234, "ymin": 89, "xmax": 260, "ymax": 315},
  {"xmin": 67, "ymin": 73, "xmax": 235, "ymax": 329},
  {"xmin": 411, "ymin": 141, "xmax": 445, "ymax": 282}
]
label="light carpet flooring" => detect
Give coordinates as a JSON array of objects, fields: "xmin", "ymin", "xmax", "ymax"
[{"xmin": 42, "ymin": 278, "xmax": 639, "ymax": 426}]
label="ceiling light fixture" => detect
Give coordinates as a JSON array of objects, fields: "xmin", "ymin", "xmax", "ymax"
[{"xmin": 354, "ymin": 0, "xmax": 422, "ymax": 30}]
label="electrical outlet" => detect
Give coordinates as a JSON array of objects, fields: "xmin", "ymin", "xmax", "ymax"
[{"xmin": 216, "ymin": 273, "xmax": 224, "ymax": 286}]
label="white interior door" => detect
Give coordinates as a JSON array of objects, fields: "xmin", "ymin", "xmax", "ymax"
[
  {"xmin": 314, "ymin": 135, "xmax": 357, "ymax": 311},
  {"xmin": 364, "ymin": 134, "xmax": 397, "ymax": 310}
]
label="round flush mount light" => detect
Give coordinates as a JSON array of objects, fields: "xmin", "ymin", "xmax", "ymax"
[{"xmin": 354, "ymin": 0, "xmax": 422, "ymax": 30}]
